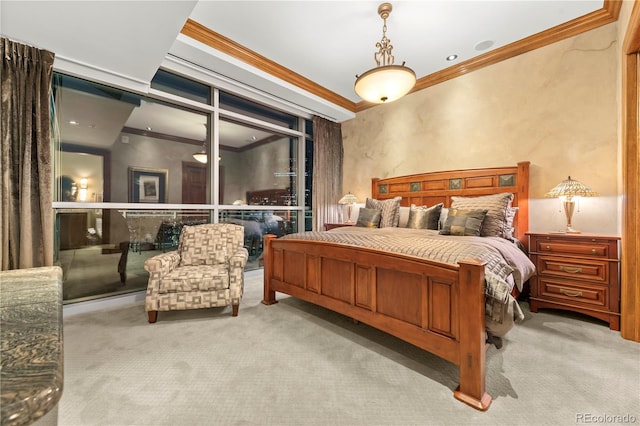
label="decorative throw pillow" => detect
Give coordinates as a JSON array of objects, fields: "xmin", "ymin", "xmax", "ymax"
[
  {"xmin": 438, "ymin": 208, "xmax": 449, "ymax": 230},
  {"xmin": 356, "ymin": 208, "xmax": 382, "ymax": 228},
  {"xmin": 179, "ymin": 225, "xmax": 228, "ymax": 266},
  {"xmin": 406, "ymin": 203, "xmax": 444, "ymax": 230},
  {"xmin": 439, "ymin": 208, "xmax": 488, "ymax": 236},
  {"xmin": 504, "ymin": 206, "xmax": 519, "ymax": 241},
  {"xmin": 450, "ymin": 193, "xmax": 514, "ymax": 238},
  {"xmin": 365, "ymin": 196, "xmax": 402, "ymax": 227}
]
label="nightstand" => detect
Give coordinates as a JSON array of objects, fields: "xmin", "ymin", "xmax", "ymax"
[
  {"xmin": 526, "ymin": 232, "xmax": 621, "ymax": 330},
  {"xmin": 324, "ymin": 223, "xmax": 355, "ymax": 231}
]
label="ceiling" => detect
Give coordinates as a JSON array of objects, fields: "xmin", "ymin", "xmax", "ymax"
[{"xmin": 1, "ymin": 1, "xmax": 612, "ymax": 147}]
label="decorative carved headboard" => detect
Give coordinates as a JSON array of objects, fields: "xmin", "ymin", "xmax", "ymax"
[{"xmin": 371, "ymin": 162, "xmax": 530, "ymax": 246}]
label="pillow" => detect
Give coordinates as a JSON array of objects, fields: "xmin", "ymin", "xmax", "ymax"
[
  {"xmin": 438, "ymin": 208, "xmax": 488, "ymax": 236},
  {"xmin": 438, "ymin": 208, "xmax": 449, "ymax": 230},
  {"xmin": 356, "ymin": 208, "xmax": 382, "ymax": 228},
  {"xmin": 504, "ymin": 206, "xmax": 519, "ymax": 241},
  {"xmin": 398, "ymin": 206, "xmax": 411, "ymax": 228},
  {"xmin": 365, "ymin": 196, "xmax": 402, "ymax": 227},
  {"xmin": 406, "ymin": 203, "xmax": 444, "ymax": 230},
  {"xmin": 450, "ymin": 193, "xmax": 514, "ymax": 238},
  {"xmin": 179, "ymin": 225, "xmax": 228, "ymax": 266}
]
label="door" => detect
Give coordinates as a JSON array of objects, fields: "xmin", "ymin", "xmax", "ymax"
[{"xmin": 182, "ymin": 161, "xmax": 207, "ymax": 204}]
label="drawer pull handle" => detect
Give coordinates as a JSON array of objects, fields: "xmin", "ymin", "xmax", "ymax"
[
  {"xmin": 545, "ymin": 245, "xmax": 551, "ymax": 250},
  {"xmin": 559, "ymin": 266, "xmax": 582, "ymax": 273},
  {"xmin": 560, "ymin": 289, "xmax": 583, "ymax": 297},
  {"xmin": 592, "ymin": 249, "xmax": 597, "ymax": 254}
]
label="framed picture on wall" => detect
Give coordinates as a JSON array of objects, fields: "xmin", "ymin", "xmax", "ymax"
[{"xmin": 128, "ymin": 167, "xmax": 168, "ymax": 203}]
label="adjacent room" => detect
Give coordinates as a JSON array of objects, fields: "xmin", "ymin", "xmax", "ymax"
[{"xmin": 1, "ymin": 1, "xmax": 639, "ymax": 425}]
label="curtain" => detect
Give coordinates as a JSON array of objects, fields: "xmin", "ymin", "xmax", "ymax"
[
  {"xmin": 312, "ymin": 116, "xmax": 343, "ymax": 231},
  {"xmin": 1, "ymin": 38, "xmax": 55, "ymax": 270}
]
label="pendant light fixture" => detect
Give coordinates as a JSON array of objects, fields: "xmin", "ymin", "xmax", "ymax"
[
  {"xmin": 193, "ymin": 141, "xmax": 207, "ymax": 163},
  {"xmin": 355, "ymin": 3, "xmax": 416, "ymax": 104}
]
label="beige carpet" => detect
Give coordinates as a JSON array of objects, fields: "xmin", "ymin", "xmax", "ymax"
[{"xmin": 59, "ymin": 270, "xmax": 640, "ymax": 425}]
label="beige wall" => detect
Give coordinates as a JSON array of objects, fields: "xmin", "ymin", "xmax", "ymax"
[{"xmin": 342, "ymin": 22, "xmax": 620, "ymax": 236}]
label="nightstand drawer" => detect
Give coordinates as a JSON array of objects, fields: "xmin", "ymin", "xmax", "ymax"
[
  {"xmin": 535, "ymin": 240, "xmax": 610, "ymax": 258},
  {"xmin": 538, "ymin": 278, "xmax": 607, "ymax": 309},
  {"xmin": 537, "ymin": 256, "xmax": 608, "ymax": 283}
]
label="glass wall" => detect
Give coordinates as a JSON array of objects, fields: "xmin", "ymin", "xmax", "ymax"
[{"xmin": 52, "ymin": 71, "xmax": 312, "ymax": 304}]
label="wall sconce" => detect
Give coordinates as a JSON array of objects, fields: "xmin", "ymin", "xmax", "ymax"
[
  {"xmin": 544, "ymin": 176, "xmax": 598, "ymax": 233},
  {"xmin": 338, "ymin": 192, "xmax": 359, "ymax": 223},
  {"xmin": 78, "ymin": 178, "xmax": 88, "ymax": 202}
]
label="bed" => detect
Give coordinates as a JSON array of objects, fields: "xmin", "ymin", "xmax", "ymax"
[{"xmin": 261, "ymin": 162, "xmax": 532, "ymax": 411}]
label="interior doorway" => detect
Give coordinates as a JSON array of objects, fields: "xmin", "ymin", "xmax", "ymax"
[{"xmin": 182, "ymin": 161, "xmax": 207, "ymax": 204}]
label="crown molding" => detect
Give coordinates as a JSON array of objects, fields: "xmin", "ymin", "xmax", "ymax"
[
  {"xmin": 180, "ymin": 19, "xmax": 357, "ymax": 112},
  {"xmin": 355, "ymin": 0, "xmax": 621, "ymax": 112},
  {"xmin": 180, "ymin": 2, "xmax": 621, "ymax": 115}
]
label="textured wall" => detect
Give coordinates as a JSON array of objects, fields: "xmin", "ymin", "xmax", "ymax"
[{"xmin": 342, "ymin": 23, "xmax": 619, "ymax": 235}]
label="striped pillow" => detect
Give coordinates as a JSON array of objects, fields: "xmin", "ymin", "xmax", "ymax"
[
  {"xmin": 365, "ymin": 196, "xmax": 402, "ymax": 227},
  {"xmin": 450, "ymin": 193, "xmax": 514, "ymax": 239}
]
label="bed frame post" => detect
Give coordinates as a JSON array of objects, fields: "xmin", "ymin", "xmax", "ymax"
[
  {"xmin": 261, "ymin": 234, "xmax": 278, "ymax": 305},
  {"xmin": 454, "ymin": 258, "xmax": 492, "ymax": 411}
]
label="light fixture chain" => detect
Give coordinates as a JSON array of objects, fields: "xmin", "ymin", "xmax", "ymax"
[{"xmin": 375, "ymin": 16, "xmax": 395, "ymax": 67}]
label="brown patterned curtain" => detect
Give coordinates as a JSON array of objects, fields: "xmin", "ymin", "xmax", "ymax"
[
  {"xmin": 1, "ymin": 38, "xmax": 55, "ymax": 270},
  {"xmin": 312, "ymin": 116, "xmax": 343, "ymax": 231}
]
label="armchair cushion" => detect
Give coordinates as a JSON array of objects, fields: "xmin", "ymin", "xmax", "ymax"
[
  {"xmin": 178, "ymin": 225, "xmax": 228, "ymax": 266},
  {"xmin": 159, "ymin": 264, "xmax": 230, "ymax": 293}
]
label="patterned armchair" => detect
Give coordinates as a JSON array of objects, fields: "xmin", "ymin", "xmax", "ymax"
[{"xmin": 144, "ymin": 223, "xmax": 248, "ymax": 323}]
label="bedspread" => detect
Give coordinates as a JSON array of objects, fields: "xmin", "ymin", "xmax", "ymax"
[{"xmin": 280, "ymin": 227, "xmax": 536, "ymax": 336}]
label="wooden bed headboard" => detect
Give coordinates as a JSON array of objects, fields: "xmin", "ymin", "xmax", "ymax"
[{"xmin": 371, "ymin": 162, "xmax": 530, "ymax": 246}]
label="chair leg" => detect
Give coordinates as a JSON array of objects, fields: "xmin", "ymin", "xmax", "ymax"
[
  {"xmin": 148, "ymin": 311, "xmax": 158, "ymax": 323},
  {"xmin": 232, "ymin": 304, "xmax": 239, "ymax": 317}
]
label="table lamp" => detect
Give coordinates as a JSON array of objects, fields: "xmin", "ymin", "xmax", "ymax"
[
  {"xmin": 338, "ymin": 192, "xmax": 359, "ymax": 223},
  {"xmin": 544, "ymin": 176, "xmax": 598, "ymax": 233}
]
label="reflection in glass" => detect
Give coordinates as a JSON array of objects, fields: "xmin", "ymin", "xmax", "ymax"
[
  {"xmin": 52, "ymin": 73, "xmax": 312, "ymax": 304},
  {"xmin": 219, "ymin": 119, "xmax": 297, "ymax": 206},
  {"xmin": 56, "ymin": 209, "xmax": 213, "ymax": 302},
  {"xmin": 220, "ymin": 91, "xmax": 298, "ymax": 130},
  {"xmin": 53, "ymin": 74, "xmax": 210, "ymax": 205},
  {"xmin": 151, "ymin": 69, "xmax": 211, "ymax": 104},
  {"xmin": 220, "ymin": 209, "xmax": 300, "ymax": 265}
]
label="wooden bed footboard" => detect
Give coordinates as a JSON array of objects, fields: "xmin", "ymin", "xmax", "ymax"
[{"xmin": 261, "ymin": 234, "xmax": 492, "ymax": 411}]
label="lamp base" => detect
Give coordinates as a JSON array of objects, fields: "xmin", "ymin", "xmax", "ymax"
[{"xmin": 561, "ymin": 228, "xmax": 581, "ymax": 234}]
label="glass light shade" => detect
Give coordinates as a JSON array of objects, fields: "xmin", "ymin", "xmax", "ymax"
[
  {"xmin": 338, "ymin": 192, "xmax": 359, "ymax": 205},
  {"xmin": 544, "ymin": 176, "xmax": 598, "ymax": 199},
  {"xmin": 193, "ymin": 150, "xmax": 207, "ymax": 164},
  {"xmin": 355, "ymin": 64, "xmax": 416, "ymax": 103}
]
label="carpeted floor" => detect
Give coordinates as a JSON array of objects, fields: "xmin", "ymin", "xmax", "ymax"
[{"xmin": 59, "ymin": 269, "xmax": 640, "ymax": 425}]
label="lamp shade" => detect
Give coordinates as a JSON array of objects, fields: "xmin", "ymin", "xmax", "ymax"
[
  {"xmin": 193, "ymin": 142, "xmax": 207, "ymax": 163},
  {"xmin": 545, "ymin": 176, "xmax": 597, "ymax": 233},
  {"xmin": 338, "ymin": 193, "xmax": 359, "ymax": 205},
  {"xmin": 544, "ymin": 176, "xmax": 598, "ymax": 198},
  {"xmin": 355, "ymin": 64, "xmax": 416, "ymax": 104}
]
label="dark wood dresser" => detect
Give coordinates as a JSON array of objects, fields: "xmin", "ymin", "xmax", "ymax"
[{"xmin": 527, "ymin": 232, "xmax": 621, "ymax": 330}]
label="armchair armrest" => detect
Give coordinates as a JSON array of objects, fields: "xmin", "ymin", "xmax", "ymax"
[
  {"xmin": 144, "ymin": 250, "xmax": 181, "ymax": 277},
  {"xmin": 229, "ymin": 247, "xmax": 249, "ymax": 269},
  {"xmin": 228, "ymin": 247, "xmax": 249, "ymax": 304},
  {"xmin": 144, "ymin": 251, "xmax": 180, "ymax": 313}
]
